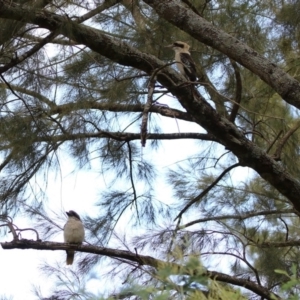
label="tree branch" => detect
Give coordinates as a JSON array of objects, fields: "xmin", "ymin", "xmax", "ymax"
[
  {"xmin": 75, "ymin": 0, "xmax": 121, "ymax": 23},
  {"xmin": 36, "ymin": 132, "xmax": 215, "ymax": 143},
  {"xmin": 141, "ymin": 71, "xmax": 157, "ymax": 146},
  {"xmin": 258, "ymin": 240, "xmax": 300, "ymax": 248},
  {"xmin": 175, "ymin": 163, "xmax": 241, "ymax": 221},
  {"xmin": 273, "ymin": 120, "xmax": 300, "ymax": 160},
  {"xmin": 0, "ymin": 30, "xmax": 58, "ymax": 75},
  {"xmin": 228, "ymin": 60, "xmax": 242, "ymax": 123},
  {"xmin": 0, "ymin": 239, "xmax": 281, "ymax": 299},
  {"xmin": 0, "ymin": 0, "xmax": 121, "ymax": 75},
  {"xmin": 47, "ymin": 101, "xmax": 194, "ymax": 123},
  {"xmin": 180, "ymin": 208, "xmax": 296, "ymax": 229},
  {"xmin": 1, "ymin": 0, "xmax": 300, "ymax": 214},
  {"xmin": 143, "ymin": 0, "xmax": 300, "ymax": 111}
]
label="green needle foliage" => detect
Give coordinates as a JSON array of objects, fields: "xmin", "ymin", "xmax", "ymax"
[{"xmin": 1, "ymin": 0, "xmax": 300, "ymax": 299}]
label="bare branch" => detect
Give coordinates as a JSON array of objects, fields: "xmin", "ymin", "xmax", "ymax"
[
  {"xmin": 175, "ymin": 163, "xmax": 240, "ymax": 221},
  {"xmin": 180, "ymin": 209, "xmax": 296, "ymax": 229}
]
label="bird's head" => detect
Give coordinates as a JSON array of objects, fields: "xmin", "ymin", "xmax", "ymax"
[
  {"xmin": 165, "ymin": 41, "xmax": 190, "ymax": 52},
  {"xmin": 66, "ymin": 210, "xmax": 81, "ymax": 220}
]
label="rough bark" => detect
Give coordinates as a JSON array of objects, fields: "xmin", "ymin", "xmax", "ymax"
[
  {"xmin": 0, "ymin": 1, "xmax": 300, "ymax": 213},
  {"xmin": 143, "ymin": 0, "xmax": 300, "ymax": 110}
]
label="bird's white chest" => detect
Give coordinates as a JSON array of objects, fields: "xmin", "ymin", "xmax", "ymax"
[
  {"xmin": 174, "ymin": 52, "xmax": 185, "ymax": 75},
  {"xmin": 64, "ymin": 218, "xmax": 84, "ymax": 243}
]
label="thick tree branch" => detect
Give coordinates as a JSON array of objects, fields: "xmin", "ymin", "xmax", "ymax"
[
  {"xmin": 1, "ymin": 1, "xmax": 300, "ymax": 214},
  {"xmin": 0, "ymin": 239, "xmax": 280, "ymax": 299},
  {"xmin": 0, "ymin": 0, "xmax": 121, "ymax": 74},
  {"xmin": 143, "ymin": 0, "xmax": 300, "ymax": 111}
]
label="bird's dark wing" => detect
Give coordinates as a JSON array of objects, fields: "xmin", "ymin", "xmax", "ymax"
[{"xmin": 180, "ymin": 52, "xmax": 197, "ymax": 81}]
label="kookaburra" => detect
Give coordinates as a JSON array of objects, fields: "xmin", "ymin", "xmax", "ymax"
[
  {"xmin": 166, "ymin": 41, "xmax": 197, "ymax": 82},
  {"xmin": 64, "ymin": 210, "xmax": 85, "ymax": 265}
]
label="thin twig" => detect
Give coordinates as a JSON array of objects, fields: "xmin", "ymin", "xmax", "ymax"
[
  {"xmin": 0, "ymin": 216, "xmax": 18, "ymax": 240},
  {"xmin": 266, "ymin": 130, "xmax": 282, "ymax": 155},
  {"xmin": 180, "ymin": 209, "xmax": 295, "ymax": 229},
  {"xmin": 127, "ymin": 142, "xmax": 139, "ymax": 222},
  {"xmin": 174, "ymin": 163, "xmax": 240, "ymax": 221},
  {"xmin": 228, "ymin": 60, "xmax": 242, "ymax": 123},
  {"xmin": 273, "ymin": 121, "xmax": 300, "ymax": 160},
  {"xmin": 141, "ymin": 71, "xmax": 157, "ymax": 146}
]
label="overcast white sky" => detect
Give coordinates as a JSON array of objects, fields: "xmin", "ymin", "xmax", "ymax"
[
  {"xmin": 0, "ymin": 80, "xmax": 253, "ymax": 299},
  {"xmin": 0, "ymin": 107, "xmax": 207, "ymax": 299},
  {"xmin": 0, "ymin": 160, "xmax": 100, "ymax": 299}
]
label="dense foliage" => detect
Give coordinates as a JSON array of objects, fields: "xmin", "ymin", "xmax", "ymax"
[{"xmin": 1, "ymin": 0, "xmax": 300, "ymax": 299}]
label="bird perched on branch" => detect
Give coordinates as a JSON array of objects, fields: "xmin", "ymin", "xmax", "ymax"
[
  {"xmin": 166, "ymin": 41, "xmax": 197, "ymax": 82},
  {"xmin": 64, "ymin": 210, "xmax": 85, "ymax": 265}
]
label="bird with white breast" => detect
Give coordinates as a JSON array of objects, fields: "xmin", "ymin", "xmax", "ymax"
[
  {"xmin": 64, "ymin": 210, "xmax": 85, "ymax": 265},
  {"xmin": 166, "ymin": 41, "xmax": 197, "ymax": 82}
]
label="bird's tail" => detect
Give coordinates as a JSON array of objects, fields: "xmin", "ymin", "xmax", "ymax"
[{"xmin": 66, "ymin": 250, "xmax": 75, "ymax": 265}]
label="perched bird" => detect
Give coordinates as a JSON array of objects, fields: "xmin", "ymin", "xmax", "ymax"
[
  {"xmin": 166, "ymin": 41, "xmax": 197, "ymax": 82},
  {"xmin": 64, "ymin": 210, "xmax": 85, "ymax": 265}
]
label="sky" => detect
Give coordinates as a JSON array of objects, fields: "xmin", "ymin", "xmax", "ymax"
[
  {"xmin": 0, "ymin": 163, "xmax": 100, "ymax": 299},
  {"xmin": 0, "ymin": 53, "xmax": 255, "ymax": 298},
  {"xmin": 0, "ymin": 108, "xmax": 216, "ymax": 299}
]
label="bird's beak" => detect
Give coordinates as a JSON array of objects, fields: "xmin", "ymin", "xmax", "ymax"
[
  {"xmin": 164, "ymin": 44, "xmax": 173, "ymax": 48},
  {"xmin": 66, "ymin": 211, "xmax": 70, "ymax": 216}
]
